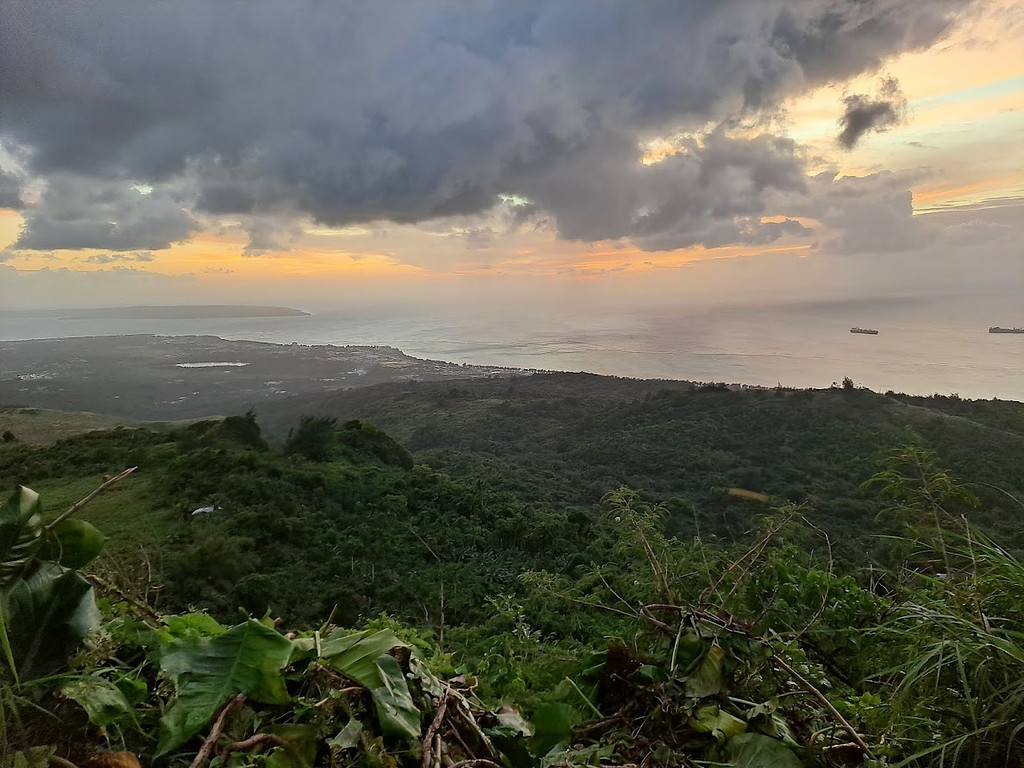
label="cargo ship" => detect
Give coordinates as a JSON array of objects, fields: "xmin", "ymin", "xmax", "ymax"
[
  {"xmin": 989, "ymin": 327, "xmax": 1024, "ymax": 334},
  {"xmin": 850, "ymin": 327, "xmax": 879, "ymax": 335}
]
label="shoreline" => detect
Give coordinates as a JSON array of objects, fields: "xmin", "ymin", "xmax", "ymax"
[{"xmin": 1, "ymin": 334, "xmax": 1018, "ymax": 418}]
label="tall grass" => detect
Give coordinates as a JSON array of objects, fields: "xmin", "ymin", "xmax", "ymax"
[{"xmin": 875, "ymin": 529, "xmax": 1024, "ymax": 766}]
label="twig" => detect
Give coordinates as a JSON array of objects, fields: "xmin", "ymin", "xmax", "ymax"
[
  {"xmin": 976, "ymin": 481, "xmax": 1024, "ymax": 510},
  {"xmin": 189, "ymin": 694, "xmax": 246, "ymax": 768},
  {"xmin": 448, "ymin": 761, "xmax": 502, "ymax": 768},
  {"xmin": 598, "ymin": 571, "xmax": 635, "ymax": 614},
  {"xmin": 562, "ymin": 676, "xmax": 602, "ymax": 719},
  {"xmin": 788, "ymin": 516, "xmax": 835, "ymax": 644},
  {"xmin": 668, "ymin": 614, "xmax": 686, "ymax": 676},
  {"xmin": 453, "ymin": 705, "xmax": 499, "ymax": 759},
  {"xmin": 572, "ymin": 710, "xmax": 628, "ymax": 738},
  {"xmin": 445, "ymin": 726, "xmax": 475, "ymax": 760},
  {"xmin": 702, "ymin": 512, "xmax": 794, "ymax": 603},
  {"xmin": 772, "ymin": 655, "xmax": 874, "ymax": 759},
  {"xmin": 138, "ymin": 543, "xmax": 160, "ymax": 607},
  {"xmin": 422, "ymin": 685, "xmax": 451, "ymax": 768},
  {"xmin": 46, "ymin": 466, "xmax": 138, "ymax": 530},
  {"xmin": 635, "ymin": 605, "xmax": 675, "ymax": 633},
  {"xmin": 86, "ymin": 571, "xmax": 163, "ymax": 623},
  {"xmin": 566, "ymin": 595, "xmax": 679, "ymax": 633},
  {"xmin": 219, "ymin": 733, "xmax": 283, "ymax": 755}
]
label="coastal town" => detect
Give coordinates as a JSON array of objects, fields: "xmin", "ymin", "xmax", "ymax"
[{"xmin": 0, "ymin": 334, "xmax": 529, "ymax": 420}]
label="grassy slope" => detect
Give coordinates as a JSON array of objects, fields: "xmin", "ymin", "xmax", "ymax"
[
  {"xmin": 0, "ymin": 405, "xmax": 196, "ymax": 446},
  {"xmin": 31, "ymin": 472, "xmax": 178, "ymax": 550},
  {"xmin": 0, "ymin": 406, "xmax": 134, "ymax": 445}
]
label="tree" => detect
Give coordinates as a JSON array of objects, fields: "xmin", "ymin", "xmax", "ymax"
[{"xmin": 282, "ymin": 415, "xmax": 337, "ymax": 461}]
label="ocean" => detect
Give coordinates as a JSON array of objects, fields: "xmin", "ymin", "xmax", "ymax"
[{"xmin": 2, "ymin": 295, "xmax": 1022, "ymax": 401}]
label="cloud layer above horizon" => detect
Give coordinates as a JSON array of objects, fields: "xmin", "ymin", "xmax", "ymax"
[{"xmin": 1, "ymin": 0, "xmax": 977, "ymax": 253}]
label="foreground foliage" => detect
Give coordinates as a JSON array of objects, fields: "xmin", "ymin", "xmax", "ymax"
[{"xmin": 3, "ymin": 417, "xmax": 1024, "ymax": 766}]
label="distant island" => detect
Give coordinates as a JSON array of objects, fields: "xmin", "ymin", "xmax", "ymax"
[{"xmin": 54, "ymin": 305, "xmax": 310, "ymax": 319}]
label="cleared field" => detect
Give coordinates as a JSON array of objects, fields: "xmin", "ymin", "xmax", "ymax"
[{"xmin": 0, "ymin": 406, "xmax": 135, "ymax": 445}]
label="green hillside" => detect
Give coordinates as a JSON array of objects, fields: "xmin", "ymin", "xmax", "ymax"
[
  {"xmin": 4, "ymin": 405, "xmax": 1024, "ymax": 766},
  {"xmin": 6, "ymin": 381, "xmax": 1024, "ymax": 766},
  {"xmin": 257, "ymin": 376, "xmax": 1024, "ymax": 549}
]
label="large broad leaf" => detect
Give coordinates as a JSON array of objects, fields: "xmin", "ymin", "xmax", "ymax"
[
  {"xmin": 726, "ymin": 732, "xmax": 804, "ymax": 768},
  {"xmin": 370, "ymin": 654, "xmax": 421, "ymax": 741},
  {"xmin": 318, "ymin": 628, "xmax": 409, "ymax": 688},
  {"xmin": 530, "ymin": 703, "xmax": 582, "ymax": 756},
  {"xmin": 317, "ymin": 628, "xmax": 420, "ymax": 743},
  {"xmin": 156, "ymin": 619, "xmax": 294, "ymax": 755},
  {"xmin": 62, "ymin": 674, "xmax": 134, "ymax": 727},
  {"xmin": 40, "ymin": 519, "xmax": 106, "ymax": 568},
  {"xmin": 0, "ymin": 486, "xmax": 44, "ymax": 584},
  {"xmin": 685, "ymin": 643, "xmax": 725, "ymax": 698},
  {"xmin": 1, "ymin": 562, "xmax": 99, "ymax": 679}
]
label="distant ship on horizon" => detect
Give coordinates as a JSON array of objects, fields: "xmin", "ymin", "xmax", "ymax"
[
  {"xmin": 850, "ymin": 327, "xmax": 879, "ymax": 335},
  {"xmin": 989, "ymin": 327, "xmax": 1024, "ymax": 334}
]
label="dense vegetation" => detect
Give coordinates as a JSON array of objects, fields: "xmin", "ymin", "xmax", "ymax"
[
  {"xmin": 3, "ymin": 382, "xmax": 1024, "ymax": 766},
  {"xmin": 258, "ymin": 376, "xmax": 1024, "ymax": 549}
]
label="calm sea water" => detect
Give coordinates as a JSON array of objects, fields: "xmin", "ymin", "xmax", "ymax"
[{"xmin": 2, "ymin": 296, "xmax": 1022, "ymax": 401}]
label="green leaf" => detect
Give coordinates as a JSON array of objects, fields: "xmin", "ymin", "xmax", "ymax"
[
  {"xmin": 156, "ymin": 619, "xmax": 294, "ymax": 755},
  {"xmin": 317, "ymin": 628, "xmax": 420, "ymax": 742},
  {"xmin": 0, "ymin": 486, "xmax": 44, "ymax": 584},
  {"xmin": 685, "ymin": 643, "xmax": 725, "ymax": 698},
  {"xmin": 493, "ymin": 708, "xmax": 534, "ymax": 738},
  {"xmin": 116, "ymin": 673, "xmax": 149, "ymax": 707},
  {"xmin": 691, "ymin": 704, "xmax": 747, "ymax": 743},
  {"xmin": 530, "ymin": 702, "xmax": 581, "ymax": 756},
  {"xmin": 370, "ymin": 654, "xmax": 421, "ymax": 742},
  {"xmin": 264, "ymin": 724, "xmax": 318, "ymax": 768},
  {"xmin": 327, "ymin": 717, "xmax": 364, "ymax": 750},
  {"xmin": 540, "ymin": 743, "xmax": 615, "ymax": 768},
  {"xmin": 1, "ymin": 562, "xmax": 99, "ymax": 679},
  {"xmin": 0, "ymin": 746, "xmax": 54, "ymax": 768},
  {"xmin": 40, "ymin": 519, "xmax": 106, "ymax": 568},
  {"xmin": 62, "ymin": 674, "xmax": 134, "ymax": 727},
  {"xmin": 159, "ymin": 612, "xmax": 226, "ymax": 642},
  {"xmin": 726, "ymin": 732, "xmax": 804, "ymax": 768},
  {"xmin": 318, "ymin": 628, "xmax": 409, "ymax": 688},
  {"xmin": 409, "ymin": 652, "xmax": 444, "ymax": 697},
  {"xmin": 490, "ymin": 709, "xmax": 535, "ymax": 768}
]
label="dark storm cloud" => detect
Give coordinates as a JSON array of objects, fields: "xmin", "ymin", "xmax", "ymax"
[
  {"xmin": 0, "ymin": 166, "xmax": 23, "ymax": 209},
  {"xmin": 0, "ymin": 0, "xmax": 970, "ymax": 251},
  {"xmin": 14, "ymin": 176, "xmax": 197, "ymax": 251},
  {"xmin": 517, "ymin": 130, "xmax": 812, "ymax": 250},
  {"xmin": 196, "ymin": 185, "xmax": 258, "ymax": 215},
  {"xmin": 837, "ymin": 77, "xmax": 908, "ymax": 148}
]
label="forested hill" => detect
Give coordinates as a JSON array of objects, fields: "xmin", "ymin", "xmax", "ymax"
[
  {"xmin": 5, "ymin": 382, "xmax": 1024, "ymax": 764},
  {"xmin": 256, "ymin": 374, "xmax": 1024, "ymax": 547}
]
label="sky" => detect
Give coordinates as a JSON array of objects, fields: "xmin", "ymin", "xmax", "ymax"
[{"xmin": 0, "ymin": 0, "xmax": 1022, "ymax": 313}]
